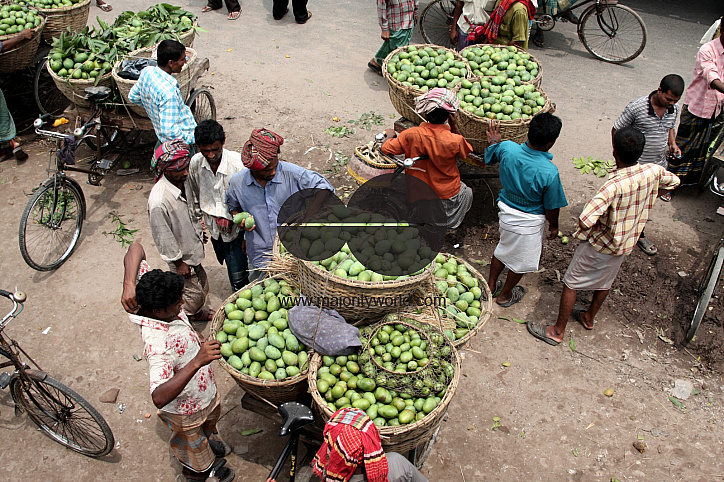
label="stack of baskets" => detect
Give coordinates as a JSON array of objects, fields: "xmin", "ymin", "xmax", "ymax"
[
  {"xmin": 36, "ymin": 0, "xmax": 91, "ymax": 43},
  {"xmin": 0, "ymin": 14, "xmax": 45, "ymax": 74},
  {"xmin": 111, "ymin": 46, "xmax": 197, "ymax": 117}
]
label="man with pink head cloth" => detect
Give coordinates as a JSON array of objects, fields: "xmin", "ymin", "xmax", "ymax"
[
  {"xmin": 148, "ymin": 139, "xmax": 213, "ymax": 321},
  {"xmin": 226, "ymin": 128, "xmax": 334, "ymax": 281}
]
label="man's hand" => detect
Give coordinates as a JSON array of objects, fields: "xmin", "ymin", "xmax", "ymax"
[
  {"xmin": 243, "ymin": 224, "xmax": 255, "ymax": 233},
  {"xmin": 383, "ymin": 128, "xmax": 396, "ymax": 139},
  {"xmin": 175, "ymin": 260, "xmax": 191, "ymax": 278},
  {"xmin": 669, "ymin": 143, "xmax": 682, "ymax": 158},
  {"xmin": 194, "ymin": 340, "xmax": 222, "ymax": 367},
  {"xmin": 450, "ymin": 27, "xmax": 459, "ymax": 45},
  {"xmin": 448, "ymin": 113, "xmax": 460, "ymax": 134},
  {"xmin": 121, "ymin": 282, "xmax": 138, "ymax": 313},
  {"xmin": 381, "ymin": 29, "xmax": 390, "ymax": 41},
  {"xmin": 487, "ymin": 120, "xmax": 502, "ymax": 145},
  {"xmin": 547, "ymin": 227, "xmax": 559, "ymax": 240},
  {"xmin": 19, "ymin": 29, "xmax": 32, "ymax": 41}
]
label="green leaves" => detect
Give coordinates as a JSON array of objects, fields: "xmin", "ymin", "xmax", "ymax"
[{"xmin": 572, "ymin": 156, "xmax": 615, "ymax": 177}]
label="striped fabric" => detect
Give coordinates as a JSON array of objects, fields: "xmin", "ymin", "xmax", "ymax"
[
  {"xmin": 376, "ymin": 0, "xmax": 418, "ymax": 32},
  {"xmin": 312, "ymin": 408, "xmax": 388, "ymax": 482},
  {"xmin": 574, "ymin": 163, "xmax": 680, "ymax": 256},
  {"xmin": 613, "ymin": 92, "xmax": 679, "ymax": 167}
]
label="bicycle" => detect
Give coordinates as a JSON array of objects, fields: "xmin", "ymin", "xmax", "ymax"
[
  {"xmin": 18, "ymin": 86, "xmax": 115, "ymax": 272},
  {"xmin": 688, "ymin": 232, "xmax": 724, "ymax": 342},
  {"xmin": 0, "ymin": 289, "xmax": 115, "ymax": 456},
  {"xmin": 268, "ymin": 401, "xmax": 318, "ymax": 482},
  {"xmin": 696, "ymin": 125, "xmax": 724, "ymax": 193},
  {"xmin": 420, "ymin": 0, "xmax": 646, "ymax": 64}
]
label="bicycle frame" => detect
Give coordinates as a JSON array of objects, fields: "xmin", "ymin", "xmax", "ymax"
[{"xmin": 0, "ymin": 291, "xmax": 44, "ymax": 374}]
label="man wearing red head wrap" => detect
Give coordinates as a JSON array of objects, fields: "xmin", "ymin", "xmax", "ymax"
[{"xmin": 148, "ymin": 139, "xmax": 213, "ymax": 321}]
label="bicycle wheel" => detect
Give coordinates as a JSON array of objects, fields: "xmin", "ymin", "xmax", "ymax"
[
  {"xmin": 19, "ymin": 178, "xmax": 86, "ymax": 271},
  {"xmin": 578, "ymin": 4, "xmax": 647, "ymax": 63},
  {"xmin": 419, "ymin": 0, "xmax": 457, "ymax": 49},
  {"xmin": 10, "ymin": 373, "xmax": 114, "ymax": 457},
  {"xmin": 34, "ymin": 59, "xmax": 71, "ymax": 116},
  {"xmin": 697, "ymin": 127, "xmax": 724, "ymax": 192},
  {"xmin": 688, "ymin": 245, "xmax": 724, "ymax": 342},
  {"xmin": 186, "ymin": 88, "xmax": 216, "ymax": 123},
  {"xmin": 84, "ymin": 125, "xmax": 120, "ymax": 155}
]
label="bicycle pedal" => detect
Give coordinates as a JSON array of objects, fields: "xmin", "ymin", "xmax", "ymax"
[
  {"xmin": 98, "ymin": 158, "xmax": 112, "ymax": 170},
  {"xmin": 0, "ymin": 372, "xmax": 10, "ymax": 389}
]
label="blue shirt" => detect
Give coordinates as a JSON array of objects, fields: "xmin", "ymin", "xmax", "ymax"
[
  {"xmin": 484, "ymin": 140, "xmax": 568, "ymax": 214},
  {"xmin": 128, "ymin": 66, "xmax": 196, "ymax": 145},
  {"xmin": 225, "ymin": 161, "xmax": 335, "ymax": 268}
]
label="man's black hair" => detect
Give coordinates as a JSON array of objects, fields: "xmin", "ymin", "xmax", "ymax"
[
  {"xmin": 528, "ymin": 112, "xmax": 562, "ymax": 147},
  {"xmin": 157, "ymin": 40, "xmax": 186, "ymax": 67},
  {"xmin": 195, "ymin": 119, "xmax": 226, "ymax": 147},
  {"xmin": 660, "ymin": 74, "xmax": 685, "ymax": 97},
  {"xmin": 426, "ymin": 108, "xmax": 450, "ymax": 125},
  {"xmin": 613, "ymin": 126, "xmax": 646, "ymax": 165},
  {"xmin": 135, "ymin": 269, "xmax": 185, "ymax": 312}
]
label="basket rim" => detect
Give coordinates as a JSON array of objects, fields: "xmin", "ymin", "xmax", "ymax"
[
  {"xmin": 460, "ymin": 43, "xmax": 542, "ymax": 86},
  {"xmin": 0, "ymin": 10, "xmax": 46, "ymax": 43},
  {"xmin": 210, "ymin": 274, "xmax": 310, "ymax": 388},
  {"xmin": 111, "ymin": 46, "xmax": 197, "ymax": 86},
  {"xmin": 47, "ymin": 59, "xmax": 113, "ymax": 84},
  {"xmin": 31, "ymin": 0, "xmax": 91, "ymax": 13}
]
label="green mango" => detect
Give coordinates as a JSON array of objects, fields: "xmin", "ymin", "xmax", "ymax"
[
  {"xmin": 231, "ymin": 337, "xmax": 249, "ymax": 354},
  {"xmin": 249, "ymin": 347, "xmax": 266, "ymax": 362},
  {"xmin": 249, "ymin": 361, "xmax": 262, "ymax": 378},
  {"xmin": 282, "ymin": 350, "xmax": 298, "ymax": 366},
  {"xmin": 264, "ymin": 345, "xmax": 282, "ymax": 360}
]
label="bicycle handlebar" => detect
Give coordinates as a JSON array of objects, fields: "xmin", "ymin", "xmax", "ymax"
[
  {"xmin": 0, "ymin": 290, "xmax": 26, "ymax": 303},
  {"xmin": 34, "ymin": 115, "xmax": 98, "ymax": 141}
]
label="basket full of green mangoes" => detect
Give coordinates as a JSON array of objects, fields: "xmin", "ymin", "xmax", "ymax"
[
  {"xmin": 0, "ymin": 3, "xmax": 45, "ymax": 74},
  {"xmin": 14, "ymin": 0, "xmax": 91, "ymax": 43},
  {"xmin": 461, "ymin": 44, "xmax": 542, "ymax": 88},
  {"xmin": 211, "ymin": 276, "xmax": 313, "ymax": 405}
]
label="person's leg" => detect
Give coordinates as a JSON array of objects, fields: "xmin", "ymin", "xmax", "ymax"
[
  {"xmin": 488, "ymin": 255, "xmax": 506, "ymax": 296},
  {"xmin": 157, "ymin": 409, "xmax": 218, "ymax": 478},
  {"xmin": 385, "ymin": 452, "xmax": 429, "ymax": 482},
  {"xmin": 225, "ymin": 236, "xmax": 250, "ymax": 291},
  {"xmin": 224, "ymin": 0, "xmax": 240, "ymax": 12},
  {"xmin": 546, "ymin": 284, "xmax": 577, "ymax": 343},
  {"xmin": 575, "ymin": 289, "xmax": 609, "ymax": 329},
  {"xmin": 172, "ymin": 264, "xmax": 211, "ymax": 320},
  {"xmin": 637, "ymin": 225, "xmax": 657, "ymax": 255},
  {"xmin": 291, "ymin": 0, "xmax": 309, "ymax": 23},
  {"xmin": 247, "ymin": 258, "xmax": 266, "ymax": 283},
  {"xmin": 205, "ymin": 0, "xmax": 223, "ymax": 10},
  {"xmin": 272, "ymin": 0, "xmax": 290, "ymax": 19},
  {"xmin": 496, "ymin": 270, "xmax": 524, "ymax": 304}
]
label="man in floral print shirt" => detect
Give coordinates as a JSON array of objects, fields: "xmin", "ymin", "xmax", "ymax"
[{"xmin": 123, "ymin": 242, "xmax": 235, "ymax": 482}]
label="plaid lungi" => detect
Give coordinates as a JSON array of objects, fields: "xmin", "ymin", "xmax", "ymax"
[
  {"xmin": 157, "ymin": 395, "xmax": 220, "ymax": 473},
  {"xmin": 668, "ymin": 105, "xmax": 724, "ymax": 186},
  {"xmin": 441, "ymin": 181, "xmax": 473, "ymax": 229}
]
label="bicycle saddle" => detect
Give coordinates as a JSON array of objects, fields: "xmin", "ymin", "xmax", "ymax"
[
  {"xmin": 83, "ymin": 86, "xmax": 112, "ymax": 102},
  {"xmin": 277, "ymin": 402, "xmax": 314, "ymax": 437}
]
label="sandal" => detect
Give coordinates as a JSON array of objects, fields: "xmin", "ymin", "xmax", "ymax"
[
  {"xmin": 210, "ymin": 439, "xmax": 233, "ymax": 457},
  {"xmin": 532, "ymin": 32, "xmax": 545, "ymax": 48},
  {"xmin": 201, "ymin": 5, "xmax": 219, "ymax": 12},
  {"xmin": 367, "ymin": 61, "xmax": 382, "ymax": 75},
  {"xmin": 13, "ymin": 146, "xmax": 28, "ymax": 161},
  {"xmin": 482, "ymin": 280, "xmax": 503, "ymax": 301},
  {"xmin": 496, "ymin": 286, "xmax": 527, "ymax": 308},
  {"xmin": 637, "ymin": 237, "xmax": 657, "ymax": 256},
  {"xmin": 659, "ymin": 192, "xmax": 672, "ymax": 202},
  {"xmin": 96, "ymin": 1, "xmax": 112, "ymax": 12},
  {"xmin": 527, "ymin": 320, "xmax": 560, "ymax": 346},
  {"xmin": 228, "ymin": 10, "xmax": 241, "ymax": 20},
  {"xmin": 572, "ymin": 305, "xmax": 594, "ymax": 330}
]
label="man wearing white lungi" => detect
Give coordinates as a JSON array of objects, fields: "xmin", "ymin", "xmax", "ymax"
[
  {"xmin": 527, "ymin": 127, "xmax": 680, "ymax": 345},
  {"xmin": 484, "ymin": 113, "xmax": 568, "ymax": 307}
]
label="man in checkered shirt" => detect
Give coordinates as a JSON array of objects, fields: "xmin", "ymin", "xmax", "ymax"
[
  {"xmin": 527, "ymin": 127, "xmax": 680, "ymax": 346},
  {"xmin": 368, "ymin": 0, "xmax": 419, "ymax": 75}
]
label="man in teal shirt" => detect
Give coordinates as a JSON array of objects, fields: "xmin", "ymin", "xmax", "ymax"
[{"xmin": 484, "ymin": 113, "xmax": 567, "ymax": 307}]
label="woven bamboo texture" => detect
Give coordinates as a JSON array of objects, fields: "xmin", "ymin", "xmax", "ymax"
[
  {"xmin": 210, "ymin": 275, "xmax": 310, "ymax": 406},
  {"xmin": 308, "ymin": 323, "xmax": 461, "ymax": 453},
  {"xmin": 382, "ymin": 44, "xmax": 471, "ymax": 125},
  {"xmin": 35, "ymin": 0, "xmax": 90, "ymax": 43},
  {"xmin": 456, "ymin": 86, "xmax": 552, "ymax": 153},
  {"xmin": 111, "ymin": 47, "xmax": 197, "ymax": 118},
  {"xmin": 0, "ymin": 14, "xmax": 45, "ymax": 73},
  {"xmin": 47, "ymin": 60, "xmax": 112, "ymax": 108}
]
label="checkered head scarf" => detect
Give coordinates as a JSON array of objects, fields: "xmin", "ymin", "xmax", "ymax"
[
  {"xmin": 414, "ymin": 87, "xmax": 460, "ymax": 115},
  {"xmin": 153, "ymin": 139, "xmax": 191, "ymax": 182},
  {"xmin": 242, "ymin": 128, "xmax": 284, "ymax": 170},
  {"xmin": 312, "ymin": 407, "xmax": 388, "ymax": 482}
]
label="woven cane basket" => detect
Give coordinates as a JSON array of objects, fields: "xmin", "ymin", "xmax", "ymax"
[
  {"xmin": 35, "ymin": 0, "xmax": 91, "ymax": 43},
  {"xmin": 111, "ymin": 47, "xmax": 197, "ymax": 118},
  {"xmin": 456, "ymin": 86, "xmax": 552, "ymax": 153},
  {"xmin": 47, "ymin": 61, "xmax": 112, "ymax": 108},
  {"xmin": 382, "ymin": 44, "xmax": 471, "ymax": 125},
  {"xmin": 426, "ymin": 253, "xmax": 493, "ymax": 347},
  {"xmin": 0, "ymin": 14, "xmax": 45, "ymax": 74},
  {"xmin": 297, "ymin": 258, "xmax": 435, "ymax": 324},
  {"xmin": 460, "ymin": 43, "xmax": 543, "ymax": 88},
  {"xmin": 211, "ymin": 275, "xmax": 311, "ymax": 406},
  {"xmin": 177, "ymin": 20, "xmax": 196, "ymax": 47},
  {"xmin": 308, "ymin": 321, "xmax": 461, "ymax": 453}
]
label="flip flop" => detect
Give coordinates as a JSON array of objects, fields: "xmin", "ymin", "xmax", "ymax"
[
  {"xmin": 572, "ymin": 305, "xmax": 594, "ymax": 330},
  {"xmin": 97, "ymin": 2, "xmax": 112, "ymax": 11},
  {"xmin": 659, "ymin": 192, "xmax": 672, "ymax": 202},
  {"xmin": 527, "ymin": 320, "xmax": 560, "ymax": 346},
  {"xmin": 367, "ymin": 61, "xmax": 382, "ymax": 76},
  {"xmin": 210, "ymin": 440, "xmax": 233, "ymax": 457},
  {"xmin": 496, "ymin": 285, "xmax": 526, "ymax": 308},
  {"xmin": 201, "ymin": 5, "xmax": 218, "ymax": 12},
  {"xmin": 482, "ymin": 280, "xmax": 503, "ymax": 301},
  {"xmin": 637, "ymin": 237, "xmax": 657, "ymax": 256},
  {"xmin": 13, "ymin": 146, "xmax": 28, "ymax": 161},
  {"xmin": 228, "ymin": 10, "xmax": 241, "ymax": 20}
]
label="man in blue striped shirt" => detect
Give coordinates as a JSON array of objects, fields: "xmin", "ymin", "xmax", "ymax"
[
  {"xmin": 129, "ymin": 40, "xmax": 196, "ymax": 147},
  {"xmin": 612, "ymin": 74, "xmax": 685, "ymax": 255}
]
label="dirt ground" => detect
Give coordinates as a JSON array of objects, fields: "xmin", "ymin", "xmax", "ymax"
[{"xmin": 1, "ymin": 0, "xmax": 724, "ymax": 480}]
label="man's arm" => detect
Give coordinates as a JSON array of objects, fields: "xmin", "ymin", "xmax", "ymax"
[
  {"xmin": 657, "ymin": 169, "xmax": 681, "ymax": 196},
  {"xmin": 544, "ymin": 208, "xmax": 560, "ymax": 240},
  {"xmin": 667, "ymin": 128, "xmax": 681, "ymax": 157},
  {"xmin": 186, "ymin": 158, "xmax": 203, "ymax": 219},
  {"xmin": 578, "ymin": 187, "xmax": 613, "ymax": 231},
  {"xmin": 380, "ymin": 131, "xmax": 407, "ymax": 156},
  {"xmin": 699, "ymin": 44, "xmax": 724, "ymax": 95},
  {"xmin": 450, "ymin": 1, "xmax": 464, "ymax": 45},
  {"xmin": 121, "ymin": 242, "xmax": 146, "ymax": 313},
  {"xmin": 0, "ymin": 30, "xmax": 32, "ymax": 52},
  {"xmin": 484, "ymin": 120, "xmax": 503, "ymax": 165},
  {"xmin": 377, "ymin": 0, "xmax": 389, "ymax": 39},
  {"xmin": 150, "ymin": 340, "xmax": 221, "ymax": 409},
  {"xmin": 508, "ymin": 5, "xmax": 529, "ymax": 48}
]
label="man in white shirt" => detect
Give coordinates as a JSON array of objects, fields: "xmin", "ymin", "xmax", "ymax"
[{"xmin": 188, "ymin": 120, "xmax": 249, "ymax": 291}]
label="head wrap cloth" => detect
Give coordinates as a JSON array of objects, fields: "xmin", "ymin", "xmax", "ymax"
[
  {"xmin": 312, "ymin": 407, "xmax": 388, "ymax": 482},
  {"xmin": 242, "ymin": 128, "xmax": 284, "ymax": 170},
  {"xmin": 414, "ymin": 87, "xmax": 460, "ymax": 116},
  {"xmin": 153, "ymin": 139, "xmax": 191, "ymax": 181}
]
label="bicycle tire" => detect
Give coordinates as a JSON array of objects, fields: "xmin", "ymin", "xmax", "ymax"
[
  {"xmin": 84, "ymin": 125, "xmax": 120, "ymax": 155},
  {"xmin": 688, "ymin": 245, "xmax": 724, "ymax": 342},
  {"xmin": 578, "ymin": 4, "xmax": 647, "ymax": 64},
  {"xmin": 697, "ymin": 127, "xmax": 724, "ymax": 192},
  {"xmin": 10, "ymin": 373, "xmax": 114, "ymax": 457},
  {"xmin": 419, "ymin": 0, "xmax": 457, "ymax": 49},
  {"xmin": 34, "ymin": 58, "xmax": 71, "ymax": 116},
  {"xmin": 186, "ymin": 88, "xmax": 216, "ymax": 123},
  {"xmin": 19, "ymin": 178, "xmax": 86, "ymax": 271}
]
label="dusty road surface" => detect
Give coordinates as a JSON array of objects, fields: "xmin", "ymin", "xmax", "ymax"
[{"xmin": 1, "ymin": 0, "xmax": 724, "ymax": 480}]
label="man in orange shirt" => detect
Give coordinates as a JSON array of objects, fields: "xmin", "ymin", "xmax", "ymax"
[{"xmin": 380, "ymin": 88, "xmax": 473, "ymax": 230}]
